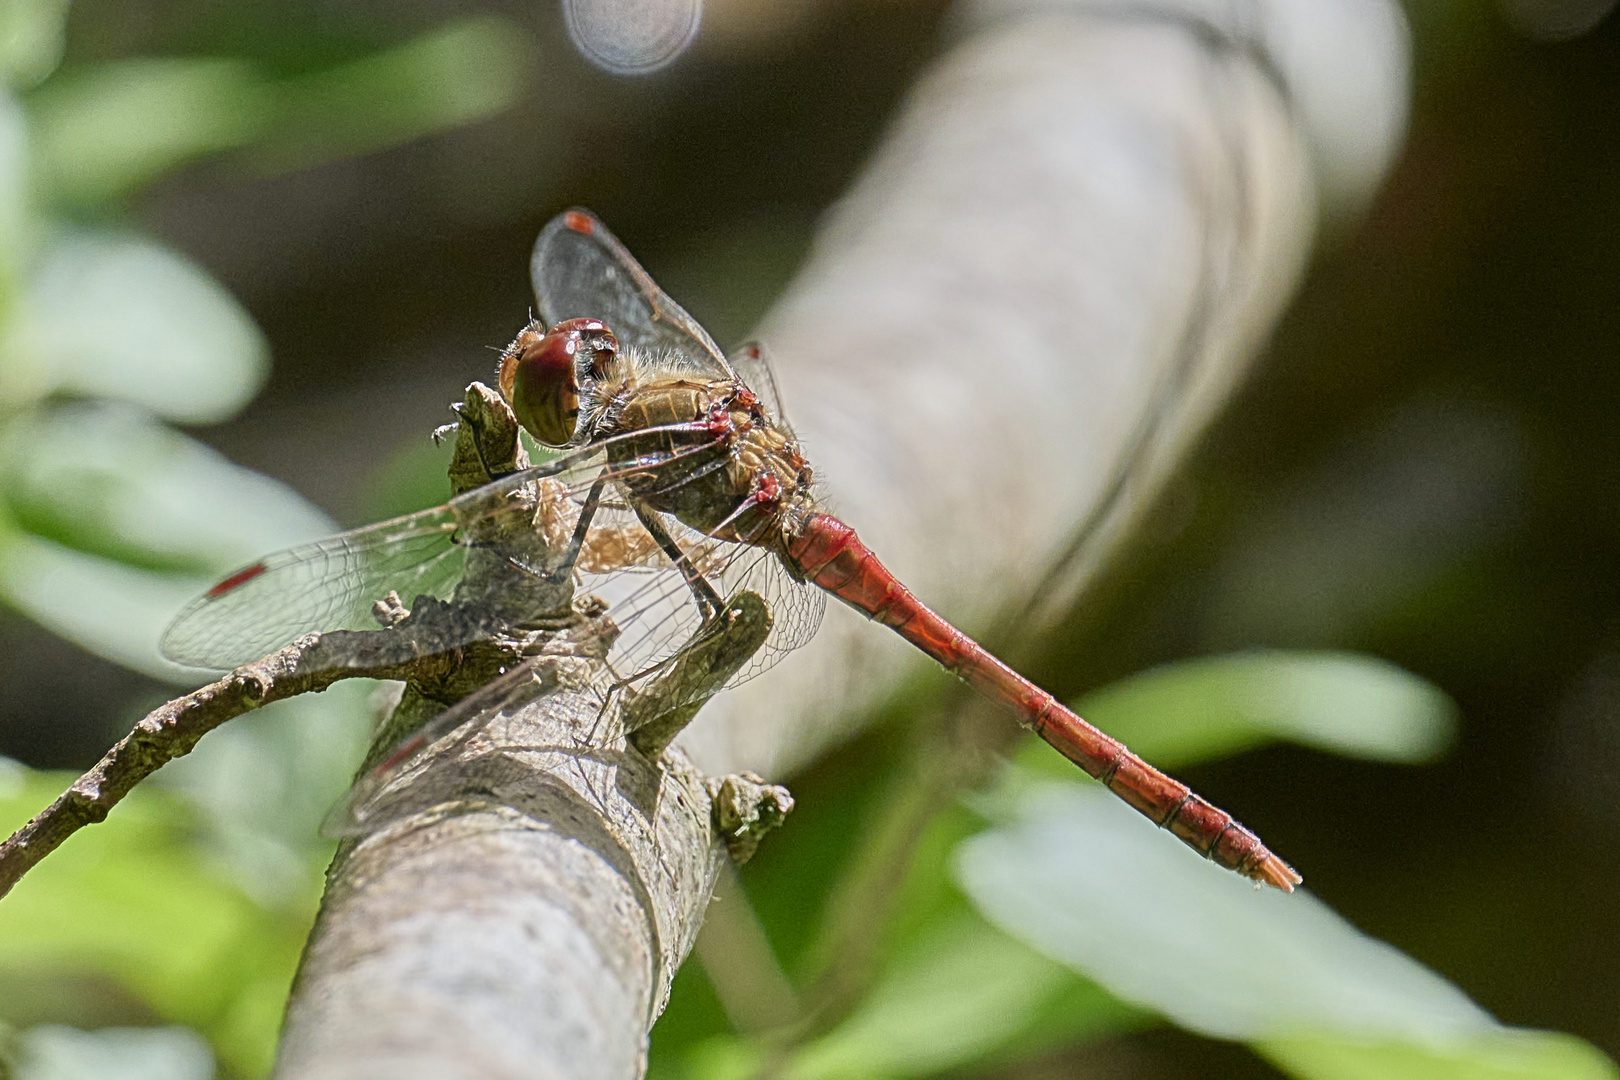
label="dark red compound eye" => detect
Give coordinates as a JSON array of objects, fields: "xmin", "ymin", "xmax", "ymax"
[
  {"xmin": 566, "ymin": 318, "xmax": 618, "ymax": 379},
  {"xmin": 498, "ymin": 319, "xmax": 617, "ymax": 446}
]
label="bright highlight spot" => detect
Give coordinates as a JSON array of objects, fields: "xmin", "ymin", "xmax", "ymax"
[{"xmin": 563, "ymin": 0, "xmax": 701, "ymax": 75}]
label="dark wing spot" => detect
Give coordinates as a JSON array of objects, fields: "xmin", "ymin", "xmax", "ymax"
[{"xmin": 206, "ymin": 562, "xmax": 268, "ymax": 599}]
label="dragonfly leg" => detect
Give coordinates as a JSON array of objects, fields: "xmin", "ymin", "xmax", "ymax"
[
  {"xmin": 541, "ymin": 471, "xmax": 610, "ymax": 584},
  {"xmin": 624, "ymin": 590, "xmax": 773, "ymax": 758},
  {"xmin": 570, "ymin": 652, "xmax": 632, "ymax": 747},
  {"xmin": 463, "ymin": 471, "xmax": 607, "ymax": 585},
  {"xmin": 633, "ymin": 502, "xmax": 724, "ymax": 618}
]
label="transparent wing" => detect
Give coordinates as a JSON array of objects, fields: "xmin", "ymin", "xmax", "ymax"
[
  {"xmin": 161, "ymin": 514, "xmax": 468, "ymax": 670},
  {"xmin": 728, "ymin": 341, "xmax": 798, "ymax": 440},
  {"xmin": 581, "ymin": 507, "xmax": 825, "ymax": 694},
  {"xmin": 531, "ymin": 209, "xmax": 734, "ymax": 380},
  {"xmin": 323, "ymin": 653, "xmax": 572, "ymax": 837},
  {"xmin": 160, "ymin": 415, "xmax": 823, "ymax": 674},
  {"xmin": 160, "ymin": 428, "xmax": 720, "ymax": 670}
]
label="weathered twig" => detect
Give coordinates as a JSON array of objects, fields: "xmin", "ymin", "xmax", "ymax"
[{"xmin": 0, "ymin": 611, "xmax": 503, "ymax": 900}]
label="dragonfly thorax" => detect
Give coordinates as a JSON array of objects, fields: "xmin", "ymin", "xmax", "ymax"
[{"xmin": 604, "ymin": 369, "xmax": 813, "ymax": 548}]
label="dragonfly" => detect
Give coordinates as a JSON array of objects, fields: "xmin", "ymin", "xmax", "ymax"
[{"xmin": 162, "ymin": 209, "xmax": 1300, "ymax": 891}]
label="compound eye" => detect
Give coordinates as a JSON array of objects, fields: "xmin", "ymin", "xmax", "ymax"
[
  {"xmin": 557, "ymin": 317, "xmax": 619, "ymax": 378},
  {"xmin": 500, "ymin": 327, "xmax": 581, "ymax": 446}
]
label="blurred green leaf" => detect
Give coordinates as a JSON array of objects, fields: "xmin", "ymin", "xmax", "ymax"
[
  {"xmin": 25, "ymin": 16, "xmax": 531, "ymax": 208},
  {"xmin": 954, "ymin": 783, "xmax": 1616, "ymax": 1072},
  {"xmin": 248, "ymin": 15, "xmax": 531, "ymax": 174},
  {"xmin": 14, "ymin": 1024, "xmax": 214, "ymax": 1080},
  {"xmin": 0, "ymin": 90, "xmax": 29, "ymax": 313},
  {"xmin": 726, "ymin": 726, "xmax": 915, "ymax": 976},
  {"xmin": 780, "ymin": 912, "xmax": 1143, "ymax": 1080},
  {"xmin": 669, "ymin": 773, "xmax": 1147, "ymax": 1080},
  {"xmin": 157, "ymin": 681, "xmax": 375, "ymax": 905},
  {"xmin": 359, "ymin": 434, "xmax": 455, "ymax": 523},
  {"xmin": 0, "ymin": 401, "xmax": 333, "ymax": 572},
  {"xmin": 0, "ymin": 527, "xmax": 217, "ymax": 680},
  {"xmin": 0, "ymin": 402, "xmax": 336, "ymax": 680},
  {"xmin": 0, "ymin": 0, "xmax": 70, "ymax": 90},
  {"xmin": 1, "ymin": 230, "xmax": 269, "ymax": 421},
  {"xmin": 26, "ymin": 57, "xmax": 268, "ymax": 207},
  {"xmin": 685, "ymin": 1035, "xmax": 767, "ymax": 1080},
  {"xmin": 956, "ymin": 782, "xmax": 1489, "ymax": 1041},
  {"xmin": 650, "ymin": 733, "xmax": 912, "ymax": 1079},
  {"xmin": 1258, "ymin": 1029, "xmax": 1620, "ymax": 1080},
  {"xmin": 1055, "ymin": 649, "xmax": 1457, "ymax": 771},
  {"xmin": 0, "ymin": 762, "xmax": 315, "ymax": 1077}
]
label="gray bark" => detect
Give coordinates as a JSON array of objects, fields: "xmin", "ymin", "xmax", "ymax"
[
  {"xmin": 270, "ymin": 387, "xmax": 789, "ymax": 1079},
  {"xmin": 275, "ymin": 692, "xmax": 720, "ymax": 1080}
]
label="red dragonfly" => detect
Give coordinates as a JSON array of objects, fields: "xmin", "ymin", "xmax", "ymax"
[{"xmin": 163, "ymin": 209, "xmax": 1299, "ymax": 891}]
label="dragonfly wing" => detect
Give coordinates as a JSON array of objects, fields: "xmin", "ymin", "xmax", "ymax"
[
  {"xmin": 531, "ymin": 209, "xmax": 734, "ymax": 380},
  {"xmin": 160, "ymin": 441, "xmax": 659, "ymax": 670},
  {"xmin": 324, "ymin": 653, "xmax": 597, "ymax": 837},
  {"xmin": 326, "ymin": 505, "xmax": 824, "ymax": 836},
  {"xmin": 585, "ymin": 509, "xmax": 824, "ymax": 698},
  {"xmin": 727, "ymin": 342, "xmax": 796, "ymax": 438},
  {"xmin": 714, "ymin": 541, "xmax": 825, "ymax": 687},
  {"xmin": 160, "ymin": 509, "xmax": 468, "ymax": 670}
]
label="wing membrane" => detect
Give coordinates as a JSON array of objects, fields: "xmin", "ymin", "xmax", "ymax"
[
  {"xmin": 531, "ymin": 209, "xmax": 732, "ymax": 379},
  {"xmin": 582, "ymin": 509, "xmax": 825, "ymax": 695},
  {"xmin": 162, "ymin": 432, "xmax": 705, "ymax": 669},
  {"xmin": 728, "ymin": 341, "xmax": 798, "ymax": 440},
  {"xmin": 326, "ymin": 510, "xmax": 826, "ymax": 837},
  {"xmin": 323, "ymin": 654, "xmax": 568, "ymax": 836},
  {"xmin": 161, "ymin": 520, "xmax": 467, "ymax": 669}
]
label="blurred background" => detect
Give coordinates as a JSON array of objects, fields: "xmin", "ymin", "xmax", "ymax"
[{"xmin": 1, "ymin": 0, "xmax": 1620, "ymax": 1077}]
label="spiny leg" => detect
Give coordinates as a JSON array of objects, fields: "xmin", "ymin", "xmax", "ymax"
[
  {"xmin": 544, "ymin": 471, "xmax": 610, "ymax": 583},
  {"xmin": 447, "ymin": 470, "xmax": 610, "ymax": 598},
  {"xmin": 633, "ymin": 501, "xmax": 724, "ymax": 618},
  {"xmin": 443, "ymin": 464, "xmax": 609, "ymax": 583}
]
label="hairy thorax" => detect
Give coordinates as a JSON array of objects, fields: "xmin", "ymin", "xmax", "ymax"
[{"xmin": 592, "ymin": 365, "xmax": 813, "ymax": 547}]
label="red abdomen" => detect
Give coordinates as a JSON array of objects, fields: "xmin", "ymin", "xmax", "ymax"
[{"xmin": 785, "ymin": 512, "xmax": 1299, "ymax": 891}]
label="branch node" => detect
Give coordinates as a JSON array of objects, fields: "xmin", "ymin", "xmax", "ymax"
[
  {"xmin": 707, "ymin": 772, "xmax": 794, "ymax": 865},
  {"xmin": 372, "ymin": 591, "xmax": 411, "ymax": 628},
  {"xmin": 234, "ymin": 670, "xmax": 271, "ymax": 704},
  {"xmin": 67, "ymin": 779, "xmax": 102, "ymax": 806}
]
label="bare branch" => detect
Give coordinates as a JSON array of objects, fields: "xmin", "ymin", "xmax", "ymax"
[
  {"xmin": 271, "ymin": 383, "xmax": 793, "ymax": 1077},
  {"xmin": 0, "ymin": 565, "xmax": 626, "ymax": 900},
  {"xmin": 274, "ymin": 681, "xmax": 791, "ymax": 1080},
  {"xmin": 0, "ymin": 614, "xmax": 487, "ymax": 900},
  {"xmin": 0, "ymin": 381, "xmax": 544, "ymax": 899},
  {"xmin": 275, "ymin": 687, "xmax": 727, "ymax": 1080}
]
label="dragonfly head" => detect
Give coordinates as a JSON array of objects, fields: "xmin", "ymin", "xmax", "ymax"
[{"xmin": 499, "ymin": 317, "xmax": 619, "ymax": 446}]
